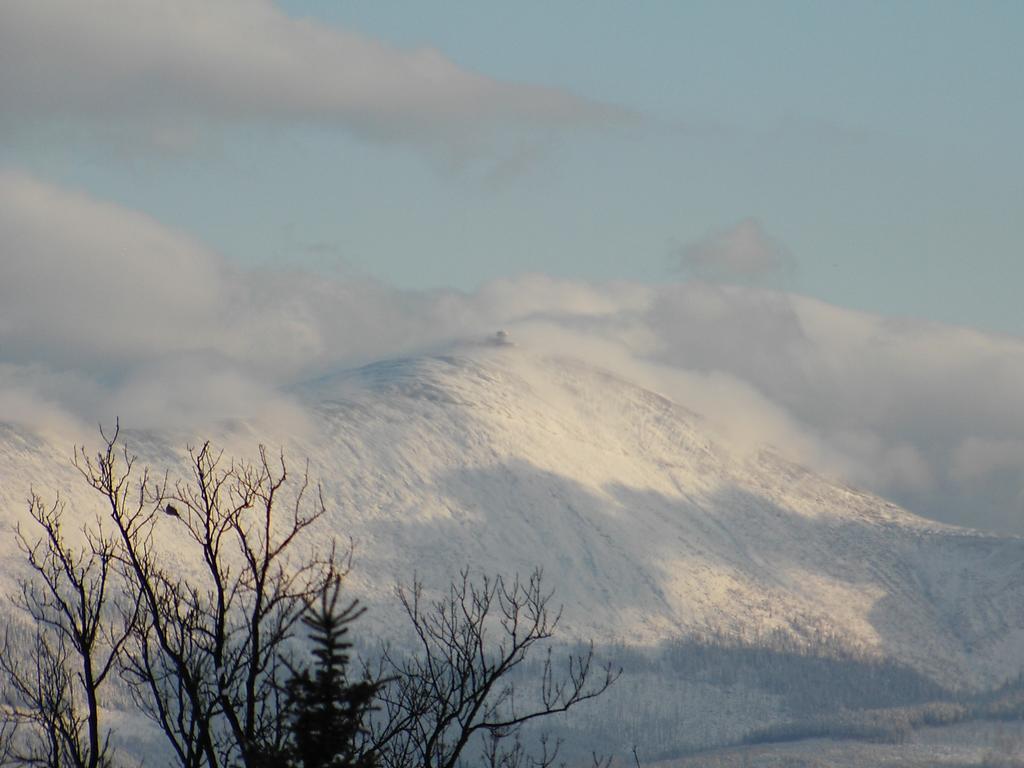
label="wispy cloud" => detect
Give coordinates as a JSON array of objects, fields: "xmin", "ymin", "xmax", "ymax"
[
  {"xmin": 0, "ymin": 0, "xmax": 622, "ymax": 152},
  {"xmin": 677, "ymin": 218, "xmax": 795, "ymax": 284},
  {"xmin": 3, "ymin": 174, "xmax": 1024, "ymax": 533}
]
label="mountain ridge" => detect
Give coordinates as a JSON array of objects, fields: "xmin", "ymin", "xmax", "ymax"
[{"xmin": 1, "ymin": 344, "xmax": 1022, "ymax": 689}]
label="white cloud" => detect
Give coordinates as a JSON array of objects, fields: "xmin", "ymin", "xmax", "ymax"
[
  {"xmin": 0, "ymin": 171, "xmax": 228, "ymax": 365},
  {"xmin": 952, "ymin": 438, "xmax": 1024, "ymax": 484},
  {"xmin": 3, "ymin": 173, "xmax": 1024, "ymax": 532},
  {"xmin": 0, "ymin": 0, "xmax": 619, "ymax": 150},
  {"xmin": 678, "ymin": 218, "xmax": 795, "ymax": 283},
  {"xmin": 0, "ymin": 366, "xmax": 90, "ymax": 443}
]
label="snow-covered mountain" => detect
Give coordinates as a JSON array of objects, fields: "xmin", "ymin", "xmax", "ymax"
[{"xmin": 2, "ymin": 342, "xmax": 1023, "ymax": 688}]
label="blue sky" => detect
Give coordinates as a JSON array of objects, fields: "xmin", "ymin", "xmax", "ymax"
[{"xmin": 3, "ymin": 0, "xmax": 1023, "ymax": 334}]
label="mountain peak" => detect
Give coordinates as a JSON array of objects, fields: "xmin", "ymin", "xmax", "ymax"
[{"xmin": 1, "ymin": 347, "xmax": 1023, "ymax": 688}]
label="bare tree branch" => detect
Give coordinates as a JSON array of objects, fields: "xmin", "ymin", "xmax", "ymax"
[
  {"xmin": 364, "ymin": 568, "xmax": 619, "ymax": 768},
  {"xmin": 73, "ymin": 428, "xmax": 344, "ymax": 768},
  {"xmin": 0, "ymin": 485, "xmax": 129, "ymax": 768}
]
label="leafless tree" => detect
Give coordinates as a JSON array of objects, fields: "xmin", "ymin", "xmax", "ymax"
[
  {"xmin": 0, "ymin": 491, "xmax": 133, "ymax": 768},
  {"xmin": 2, "ymin": 428, "xmax": 619, "ymax": 768},
  {"xmin": 363, "ymin": 569, "xmax": 619, "ymax": 768},
  {"xmin": 73, "ymin": 425, "xmax": 342, "ymax": 768},
  {"xmin": 0, "ymin": 719, "xmax": 16, "ymax": 766}
]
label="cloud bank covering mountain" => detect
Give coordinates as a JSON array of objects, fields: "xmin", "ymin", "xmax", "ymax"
[{"xmin": 2, "ymin": 172, "xmax": 1024, "ymax": 535}]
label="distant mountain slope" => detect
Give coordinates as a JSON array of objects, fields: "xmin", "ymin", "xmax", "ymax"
[{"xmin": 1, "ymin": 344, "xmax": 1022, "ymax": 688}]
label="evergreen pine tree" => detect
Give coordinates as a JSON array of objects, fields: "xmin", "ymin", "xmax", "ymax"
[{"xmin": 283, "ymin": 577, "xmax": 380, "ymax": 768}]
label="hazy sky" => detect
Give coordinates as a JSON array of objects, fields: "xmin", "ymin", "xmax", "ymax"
[
  {"xmin": 2, "ymin": 1, "xmax": 1024, "ymax": 533},
  {"xmin": 3, "ymin": 0, "xmax": 1022, "ymax": 334}
]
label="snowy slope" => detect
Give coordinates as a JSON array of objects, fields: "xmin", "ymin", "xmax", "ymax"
[{"xmin": 1, "ymin": 342, "xmax": 1023, "ymax": 688}]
